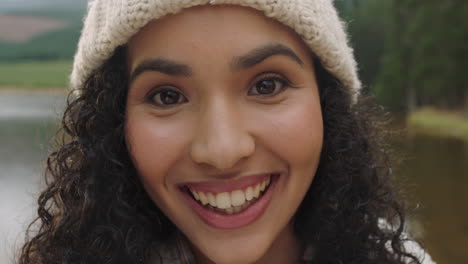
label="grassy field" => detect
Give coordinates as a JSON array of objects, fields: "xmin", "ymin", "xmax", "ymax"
[
  {"xmin": 408, "ymin": 108, "xmax": 468, "ymax": 141},
  {"xmin": 0, "ymin": 61, "xmax": 71, "ymax": 89}
]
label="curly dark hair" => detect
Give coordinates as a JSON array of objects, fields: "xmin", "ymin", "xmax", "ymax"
[{"xmin": 18, "ymin": 46, "xmax": 421, "ymax": 264}]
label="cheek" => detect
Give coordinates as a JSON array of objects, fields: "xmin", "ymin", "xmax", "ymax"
[
  {"xmin": 125, "ymin": 111, "xmax": 189, "ymax": 194},
  {"xmin": 251, "ymin": 97, "xmax": 323, "ymax": 170}
]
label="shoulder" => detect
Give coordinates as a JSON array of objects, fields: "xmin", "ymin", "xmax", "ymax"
[{"xmin": 403, "ymin": 240, "xmax": 437, "ymax": 264}]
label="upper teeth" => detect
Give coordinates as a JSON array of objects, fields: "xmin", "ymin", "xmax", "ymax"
[{"xmin": 189, "ymin": 177, "xmax": 271, "ymax": 209}]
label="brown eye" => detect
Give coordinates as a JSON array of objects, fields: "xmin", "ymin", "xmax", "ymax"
[
  {"xmin": 149, "ymin": 88, "xmax": 187, "ymax": 107},
  {"xmin": 256, "ymin": 80, "xmax": 276, "ymax": 94},
  {"xmin": 249, "ymin": 75, "xmax": 289, "ymax": 96}
]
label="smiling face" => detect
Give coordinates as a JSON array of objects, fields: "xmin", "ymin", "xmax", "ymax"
[{"xmin": 125, "ymin": 5, "xmax": 323, "ymax": 264}]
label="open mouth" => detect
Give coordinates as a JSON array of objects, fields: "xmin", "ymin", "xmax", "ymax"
[
  {"xmin": 180, "ymin": 173, "xmax": 280, "ymax": 229},
  {"xmin": 186, "ymin": 175, "xmax": 273, "ymax": 215}
]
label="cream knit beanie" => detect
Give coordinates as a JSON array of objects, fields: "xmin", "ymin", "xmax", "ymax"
[{"xmin": 71, "ymin": 0, "xmax": 361, "ymax": 95}]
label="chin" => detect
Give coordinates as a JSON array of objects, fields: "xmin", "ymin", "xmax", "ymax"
[
  {"xmin": 184, "ymin": 225, "xmax": 279, "ymax": 264},
  {"xmin": 198, "ymin": 241, "xmax": 270, "ymax": 264}
]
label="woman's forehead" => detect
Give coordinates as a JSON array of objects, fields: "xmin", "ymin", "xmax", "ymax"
[{"xmin": 126, "ymin": 5, "xmax": 313, "ymax": 71}]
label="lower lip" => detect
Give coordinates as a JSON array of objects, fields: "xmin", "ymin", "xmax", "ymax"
[{"xmin": 182, "ymin": 175, "xmax": 279, "ymax": 229}]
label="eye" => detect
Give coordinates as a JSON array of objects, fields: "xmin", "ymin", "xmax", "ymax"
[
  {"xmin": 248, "ymin": 74, "xmax": 290, "ymax": 97},
  {"xmin": 148, "ymin": 87, "xmax": 187, "ymax": 107}
]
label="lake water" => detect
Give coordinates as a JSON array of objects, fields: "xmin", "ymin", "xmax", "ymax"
[
  {"xmin": 0, "ymin": 92, "xmax": 64, "ymax": 263},
  {"xmin": 0, "ymin": 92, "xmax": 466, "ymax": 263},
  {"xmin": 399, "ymin": 134, "xmax": 468, "ymax": 263}
]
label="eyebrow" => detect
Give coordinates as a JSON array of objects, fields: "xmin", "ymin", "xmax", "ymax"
[
  {"xmin": 231, "ymin": 43, "xmax": 304, "ymax": 70},
  {"xmin": 130, "ymin": 58, "xmax": 192, "ymax": 83},
  {"xmin": 129, "ymin": 43, "xmax": 303, "ymax": 83}
]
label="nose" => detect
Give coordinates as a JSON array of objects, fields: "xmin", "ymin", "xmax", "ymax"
[{"xmin": 190, "ymin": 98, "xmax": 255, "ymax": 170}]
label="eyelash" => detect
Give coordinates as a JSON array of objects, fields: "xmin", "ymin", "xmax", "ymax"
[
  {"xmin": 145, "ymin": 73, "xmax": 292, "ymax": 108},
  {"xmin": 248, "ymin": 72, "xmax": 291, "ymax": 97},
  {"xmin": 146, "ymin": 86, "xmax": 187, "ymax": 108}
]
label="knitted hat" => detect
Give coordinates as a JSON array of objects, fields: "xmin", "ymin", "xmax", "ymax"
[{"xmin": 71, "ymin": 0, "xmax": 361, "ymax": 95}]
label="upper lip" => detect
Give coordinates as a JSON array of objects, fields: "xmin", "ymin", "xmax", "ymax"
[{"xmin": 180, "ymin": 172, "xmax": 280, "ymax": 194}]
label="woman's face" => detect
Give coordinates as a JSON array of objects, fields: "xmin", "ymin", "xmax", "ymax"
[{"xmin": 125, "ymin": 5, "xmax": 323, "ymax": 264}]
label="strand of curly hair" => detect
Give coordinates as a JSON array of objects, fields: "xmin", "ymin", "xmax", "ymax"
[{"xmin": 19, "ymin": 46, "xmax": 422, "ymax": 264}]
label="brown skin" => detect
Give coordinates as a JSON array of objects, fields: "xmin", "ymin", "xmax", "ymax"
[{"xmin": 125, "ymin": 5, "xmax": 322, "ymax": 264}]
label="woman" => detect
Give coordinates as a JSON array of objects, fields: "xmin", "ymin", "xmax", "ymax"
[{"xmin": 19, "ymin": 1, "xmax": 435, "ymax": 263}]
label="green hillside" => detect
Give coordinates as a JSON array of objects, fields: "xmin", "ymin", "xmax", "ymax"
[
  {"xmin": 0, "ymin": 8, "xmax": 85, "ymax": 62},
  {"xmin": 0, "ymin": 8, "xmax": 82, "ymax": 89}
]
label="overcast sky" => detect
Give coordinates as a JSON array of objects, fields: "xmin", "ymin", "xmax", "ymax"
[{"xmin": 0, "ymin": 0, "xmax": 88, "ymax": 11}]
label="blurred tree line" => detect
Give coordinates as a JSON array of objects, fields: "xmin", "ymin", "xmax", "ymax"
[{"xmin": 336, "ymin": 0, "xmax": 468, "ymax": 113}]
